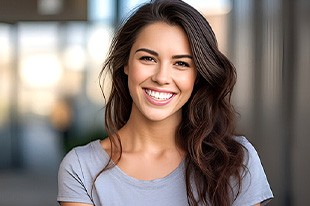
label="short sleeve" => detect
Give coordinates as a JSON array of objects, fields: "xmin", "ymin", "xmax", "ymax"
[
  {"xmin": 232, "ymin": 137, "xmax": 274, "ymax": 206},
  {"xmin": 57, "ymin": 149, "xmax": 93, "ymax": 205}
]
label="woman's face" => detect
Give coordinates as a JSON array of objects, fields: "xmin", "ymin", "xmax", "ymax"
[{"xmin": 124, "ymin": 22, "xmax": 197, "ymax": 123}]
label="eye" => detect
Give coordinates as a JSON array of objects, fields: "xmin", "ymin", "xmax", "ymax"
[
  {"xmin": 140, "ymin": 56, "xmax": 156, "ymax": 62},
  {"xmin": 175, "ymin": 61, "xmax": 190, "ymax": 67}
]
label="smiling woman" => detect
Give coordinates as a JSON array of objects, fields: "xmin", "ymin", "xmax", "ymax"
[
  {"xmin": 124, "ymin": 22, "xmax": 197, "ymax": 122},
  {"xmin": 57, "ymin": 1, "xmax": 273, "ymax": 206}
]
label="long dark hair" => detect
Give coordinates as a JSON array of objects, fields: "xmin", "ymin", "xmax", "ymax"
[{"xmin": 99, "ymin": 0, "xmax": 246, "ymax": 205}]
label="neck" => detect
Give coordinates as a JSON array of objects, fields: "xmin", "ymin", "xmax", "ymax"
[{"xmin": 118, "ymin": 106, "xmax": 181, "ymax": 154}]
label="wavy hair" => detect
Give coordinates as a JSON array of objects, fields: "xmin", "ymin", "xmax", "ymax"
[{"xmin": 99, "ymin": 0, "xmax": 246, "ymax": 205}]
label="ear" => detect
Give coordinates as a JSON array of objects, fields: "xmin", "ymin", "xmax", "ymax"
[{"xmin": 124, "ymin": 65, "xmax": 128, "ymax": 75}]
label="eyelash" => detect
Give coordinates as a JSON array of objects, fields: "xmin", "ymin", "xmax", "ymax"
[
  {"xmin": 175, "ymin": 61, "xmax": 190, "ymax": 67},
  {"xmin": 139, "ymin": 56, "xmax": 190, "ymax": 68},
  {"xmin": 140, "ymin": 56, "xmax": 156, "ymax": 62}
]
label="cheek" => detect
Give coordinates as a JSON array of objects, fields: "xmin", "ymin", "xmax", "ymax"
[
  {"xmin": 177, "ymin": 72, "xmax": 197, "ymax": 92},
  {"xmin": 128, "ymin": 64, "xmax": 153, "ymax": 83}
]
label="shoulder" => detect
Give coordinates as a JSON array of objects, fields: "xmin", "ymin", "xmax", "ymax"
[
  {"xmin": 58, "ymin": 139, "xmax": 110, "ymax": 204},
  {"xmin": 234, "ymin": 135, "xmax": 254, "ymax": 151},
  {"xmin": 234, "ymin": 136, "xmax": 267, "ymax": 173},
  {"xmin": 61, "ymin": 140, "xmax": 97, "ymax": 165},
  {"xmin": 59, "ymin": 139, "xmax": 109, "ymax": 179},
  {"xmin": 233, "ymin": 136, "xmax": 266, "ymax": 179},
  {"xmin": 232, "ymin": 136, "xmax": 274, "ymax": 206}
]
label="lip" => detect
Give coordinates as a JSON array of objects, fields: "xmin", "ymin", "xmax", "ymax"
[{"xmin": 143, "ymin": 88, "xmax": 176, "ymax": 106}]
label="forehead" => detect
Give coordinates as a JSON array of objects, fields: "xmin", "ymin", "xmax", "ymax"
[{"xmin": 131, "ymin": 22, "xmax": 192, "ymax": 54}]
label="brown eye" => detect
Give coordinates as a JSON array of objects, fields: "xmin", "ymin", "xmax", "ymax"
[
  {"xmin": 140, "ymin": 56, "xmax": 156, "ymax": 62},
  {"xmin": 175, "ymin": 61, "xmax": 190, "ymax": 67}
]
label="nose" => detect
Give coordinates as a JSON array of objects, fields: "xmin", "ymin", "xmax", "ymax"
[{"xmin": 151, "ymin": 63, "xmax": 172, "ymax": 85}]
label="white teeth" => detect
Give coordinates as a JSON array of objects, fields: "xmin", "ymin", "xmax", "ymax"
[
  {"xmin": 145, "ymin": 89, "xmax": 173, "ymax": 100},
  {"xmin": 159, "ymin": 93, "xmax": 164, "ymax": 99}
]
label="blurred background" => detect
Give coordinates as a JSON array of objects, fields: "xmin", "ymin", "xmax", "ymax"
[{"xmin": 0, "ymin": 0, "xmax": 309, "ymax": 205}]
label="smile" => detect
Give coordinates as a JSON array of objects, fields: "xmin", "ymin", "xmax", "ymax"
[{"xmin": 144, "ymin": 89, "xmax": 174, "ymax": 100}]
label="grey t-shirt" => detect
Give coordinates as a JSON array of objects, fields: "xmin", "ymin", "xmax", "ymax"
[{"xmin": 57, "ymin": 136, "xmax": 273, "ymax": 206}]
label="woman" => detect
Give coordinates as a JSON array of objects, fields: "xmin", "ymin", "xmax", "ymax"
[{"xmin": 57, "ymin": 0, "xmax": 273, "ymax": 205}]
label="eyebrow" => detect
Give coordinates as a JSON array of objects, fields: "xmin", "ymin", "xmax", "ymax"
[
  {"xmin": 136, "ymin": 48, "xmax": 158, "ymax": 56},
  {"xmin": 135, "ymin": 48, "xmax": 193, "ymax": 59}
]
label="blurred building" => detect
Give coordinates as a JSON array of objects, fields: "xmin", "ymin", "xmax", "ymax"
[{"xmin": 0, "ymin": 0, "xmax": 309, "ymax": 205}]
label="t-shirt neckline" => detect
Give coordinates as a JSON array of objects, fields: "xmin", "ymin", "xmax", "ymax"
[{"xmin": 92, "ymin": 139, "xmax": 185, "ymax": 188}]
